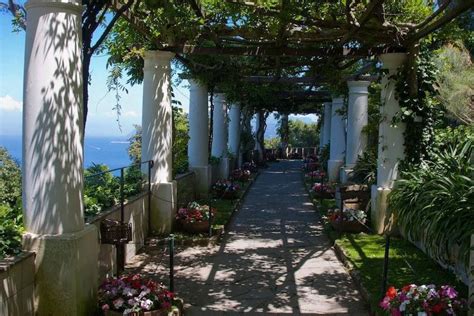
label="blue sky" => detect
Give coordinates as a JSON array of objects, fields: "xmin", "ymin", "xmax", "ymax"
[{"xmin": 0, "ymin": 12, "xmax": 316, "ymax": 138}]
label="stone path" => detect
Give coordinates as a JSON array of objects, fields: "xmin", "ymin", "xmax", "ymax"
[{"xmin": 127, "ymin": 161, "xmax": 368, "ymax": 315}]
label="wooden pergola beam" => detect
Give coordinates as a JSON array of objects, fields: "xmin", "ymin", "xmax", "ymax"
[{"xmin": 164, "ymin": 44, "xmax": 384, "ymax": 57}]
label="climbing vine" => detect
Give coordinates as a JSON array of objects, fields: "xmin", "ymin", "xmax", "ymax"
[{"xmin": 394, "ymin": 49, "xmax": 444, "ymax": 168}]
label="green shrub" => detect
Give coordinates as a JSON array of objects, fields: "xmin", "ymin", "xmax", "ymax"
[
  {"xmin": 349, "ymin": 150, "xmax": 377, "ymax": 185},
  {"xmin": 389, "ymin": 134, "xmax": 473, "ymax": 266},
  {"xmin": 0, "ymin": 147, "xmax": 23, "ymax": 259}
]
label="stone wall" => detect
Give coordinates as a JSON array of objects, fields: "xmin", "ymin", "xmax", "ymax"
[
  {"xmin": 176, "ymin": 172, "xmax": 196, "ymax": 208},
  {"xmin": 89, "ymin": 193, "xmax": 149, "ymax": 282},
  {"xmin": 0, "ymin": 252, "xmax": 35, "ymax": 315}
]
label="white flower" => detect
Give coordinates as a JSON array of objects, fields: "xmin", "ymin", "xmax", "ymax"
[
  {"xmin": 139, "ymin": 288, "xmax": 151, "ymax": 298},
  {"xmin": 400, "ymin": 301, "xmax": 409, "ymax": 312},
  {"xmin": 140, "ymin": 299, "xmax": 154, "ymax": 310},
  {"xmin": 417, "ymin": 312, "xmax": 427, "ymax": 316},
  {"xmin": 113, "ymin": 298, "xmax": 125, "ymax": 309},
  {"xmin": 123, "ymin": 287, "xmax": 137, "ymax": 297}
]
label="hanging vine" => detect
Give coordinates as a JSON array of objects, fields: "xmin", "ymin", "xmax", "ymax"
[{"xmin": 394, "ymin": 48, "xmax": 444, "ymax": 168}]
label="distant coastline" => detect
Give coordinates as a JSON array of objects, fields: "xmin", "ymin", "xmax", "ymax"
[{"xmin": 0, "ymin": 135, "xmax": 132, "ymax": 169}]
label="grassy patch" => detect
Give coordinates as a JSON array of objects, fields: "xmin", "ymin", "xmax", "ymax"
[
  {"xmin": 336, "ymin": 233, "xmax": 468, "ymax": 314},
  {"xmin": 302, "ymin": 176, "xmax": 468, "ymax": 315}
]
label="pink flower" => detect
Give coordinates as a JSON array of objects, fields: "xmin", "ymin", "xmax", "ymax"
[{"xmin": 101, "ymin": 304, "xmax": 110, "ymax": 311}]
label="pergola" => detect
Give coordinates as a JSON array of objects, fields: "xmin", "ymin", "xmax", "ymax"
[{"xmin": 18, "ymin": 0, "xmax": 473, "ymax": 314}]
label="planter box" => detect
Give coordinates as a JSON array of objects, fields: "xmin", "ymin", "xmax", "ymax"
[
  {"xmin": 181, "ymin": 221, "xmax": 210, "ymax": 234},
  {"xmin": 105, "ymin": 307, "xmax": 180, "ymax": 316},
  {"xmin": 313, "ymin": 190, "xmax": 334, "ymax": 199}
]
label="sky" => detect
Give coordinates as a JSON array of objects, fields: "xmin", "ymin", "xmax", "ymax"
[{"xmin": 0, "ymin": 12, "xmax": 317, "ymax": 139}]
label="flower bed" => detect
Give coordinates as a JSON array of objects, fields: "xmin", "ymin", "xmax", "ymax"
[
  {"xmin": 212, "ymin": 180, "xmax": 241, "ymax": 199},
  {"xmin": 99, "ymin": 274, "xmax": 175, "ymax": 315},
  {"xmin": 176, "ymin": 202, "xmax": 216, "ymax": 233},
  {"xmin": 231, "ymin": 169, "xmax": 251, "ymax": 182},
  {"xmin": 328, "ymin": 208, "xmax": 368, "ymax": 233},
  {"xmin": 305, "ymin": 170, "xmax": 326, "ymax": 181},
  {"xmin": 380, "ymin": 284, "xmax": 467, "ymax": 315},
  {"xmin": 312, "ymin": 182, "xmax": 334, "ymax": 199}
]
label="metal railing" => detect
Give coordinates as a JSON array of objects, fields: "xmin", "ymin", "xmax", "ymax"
[{"xmin": 85, "ymin": 160, "xmax": 154, "ymax": 273}]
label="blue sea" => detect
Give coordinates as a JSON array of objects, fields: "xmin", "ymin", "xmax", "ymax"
[{"xmin": 0, "ymin": 135, "xmax": 132, "ymax": 169}]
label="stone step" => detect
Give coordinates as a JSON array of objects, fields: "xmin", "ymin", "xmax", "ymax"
[{"xmin": 184, "ymin": 306, "xmax": 364, "ymax": 316}]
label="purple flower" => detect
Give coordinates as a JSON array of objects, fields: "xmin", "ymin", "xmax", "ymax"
[{"xmin": 440, "ymin": 285, "xmax": 458, "ymax": 299}]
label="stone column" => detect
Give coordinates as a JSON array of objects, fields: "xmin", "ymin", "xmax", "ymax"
[
  {"xmin": 188, "ymin": 79, "xmax": 211, "ymax": 197},
  {"xmin": 371, "ymin": 53, "xmax": 407, "ymax": 234},
  {"xmin": 341, "ymin": 80, "xmax": 370, "ymax": 183},
  {"xmin": 322, "ymin": 102, "xmax": 332, "ymax": 147},
  {"xmin": 327, "ymin": 96, "xmax": 346, "ymax": 182},
  {"xmin": 141, "ymin": 50, "xmax": 177, "ymax": 234},
  {"xmin": 228, "ymin": 103, "xmax": 241, "ymax": 168},
  {"xmin": 21, "ymin": 0, "xmax": 98, "ymax": 313},
  {"xmin": 211, "ymin": 93, "xmax": 230, "ymax": 178}
]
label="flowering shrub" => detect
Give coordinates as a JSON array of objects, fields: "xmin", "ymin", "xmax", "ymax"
[
  {"xmin": 98, "ymin": 274, "xmax": 174, "ymax": 314},
  {"xmin": 305, "ymin": 170, "xmax": 326, "ymax": 179},
  {"xmin": 328, "ymin": 208, "xmax": 367, "ymax": 223},
  {"xmin": 312, "ymin": 183, "xmax": 332, "ymax": 193},
  {"xmin": 380, "ymin": 284, "xmax": 467, "ymax": 315},
  {"xmin": 176, "ymin": 201, "xmax": 215, "ymax": 224},
  {"xmin": 212, "ymin": 180, "xmax": 240, "ymax": 196},
  {"xmin": 242, "ymin": 162, "xmax": 257, "ymax": 173},
  {"xmin": 232, "ymin": 169, "xmax": 251, "ymax": 182}
]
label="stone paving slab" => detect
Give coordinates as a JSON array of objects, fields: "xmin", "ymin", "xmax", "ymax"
[{"xmin": 126, "ymin": 161, "xmax": 368, "ymax": 315}]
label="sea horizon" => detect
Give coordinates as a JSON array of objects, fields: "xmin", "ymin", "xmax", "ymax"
[{"xmin": 0, "ymin": 134, "xmax": 133, "ymax": 169}]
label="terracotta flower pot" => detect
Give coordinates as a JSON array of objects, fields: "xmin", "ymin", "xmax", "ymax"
[{"xmin": 181, "ymin": 220, "xmax": 210, "ymax": 233}]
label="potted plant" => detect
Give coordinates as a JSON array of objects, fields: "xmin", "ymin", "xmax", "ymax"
[
  {"xmin": 328, "ymin": 208, "xmax": 368, "ymax": 233},
  {"xmin": 176, "ymin": 201, "xmax": 215, "ymax": 233},
  {"xmin": 98, "ymin": 274, "xmax": 175, "ymax": 315},
  {"xmin": 380, "ymin": 284, "xmax": 467, "ymax": 316},
  {"xmin": 312, "ymin": 182, "xmax": 334, "ymax": 199}
]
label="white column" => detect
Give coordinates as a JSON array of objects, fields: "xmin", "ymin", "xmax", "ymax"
[
  {"xmin": 142, "ymin": 50, "xmax": 176, "ymax": 233},
  {"xmin": 22, "ymin": 0, "xmax": 98, "ymax": 313},
  {"xmin": 341, "ymin": 80, "xmax": 370, "ymax": 183},
  {"xmin": 211, "ymin": 93, "xmax": 230, "ymax": 178},
  {"xmin": 188, "ymin": 79, "xmax": 211, "ymax": 197},
  {"xmin": 371, "ymin": 52, "xmax": 407, "ymax": 234},
  {"xmin": 327, "ymin": 96, "xmax": 346, "ymax": 182},
  {"xmin": 228, "ymin": 103, "xmax": 241, "ymax": 166},
  {"xmin": 322, "ymin": 102, "xmax": 332, "ymax": 146}
]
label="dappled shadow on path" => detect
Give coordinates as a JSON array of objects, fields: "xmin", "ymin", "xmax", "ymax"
[{"xmin": 127, "ymin": 161, "xmax": 367, "ymax": 315}]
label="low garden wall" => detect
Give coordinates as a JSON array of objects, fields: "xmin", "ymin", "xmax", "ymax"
[
  {"xmin": 89, "ymin": 193, "xmax": 149, "ymax": 281},
  {"xmin": 176, "ymin": 172, "xmax": 196, "ymax": 208},
  {"xmin": 0, "ymin": 252, "xmax": 35, "ymax": 315}
]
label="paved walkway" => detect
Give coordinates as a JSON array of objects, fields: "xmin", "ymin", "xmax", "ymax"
[{"xmin": 127, "ymin": 161, "xmax": 368, "ymax": 315}]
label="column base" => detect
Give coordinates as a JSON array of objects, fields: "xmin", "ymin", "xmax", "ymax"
[
  {"xmin": 150, "ymin": 181, "xmax": 177, "ymax": 234},
  {"xmin": 328, "ymin": 159, "xmax": 344, "ymax": 182},
  {"xmin": 22, "ymin": 225, "xmax": 99, "ymax": 316},
  {"xmin": 219, "ymin": 158, "xmax": 231, "ymax": 179},
  {"xmin": 371, "ymin": 185, "xmax": 398, "ymax": 235},
  {"xmin": 190, "ymin": 165, "xmax": 211, "ymax": 199}
]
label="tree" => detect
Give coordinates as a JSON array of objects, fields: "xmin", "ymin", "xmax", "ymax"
[{"xmin": 287, "ymin": 119, "xmax": 319, "ymax": 148}]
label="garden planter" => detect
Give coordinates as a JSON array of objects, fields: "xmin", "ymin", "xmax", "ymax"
[
  {"xmin": 330, "ymin": 220, "xmax": 367, "ymax": 233},
  {"xmin": 313, "ymin": 190, "xmax": 334, "ymax": 199},
  {"xmin": 181, "ymin": 220, "xmax": 210, "ymax": 233}
]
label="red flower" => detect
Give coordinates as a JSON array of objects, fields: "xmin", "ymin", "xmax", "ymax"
[
  {"xmin": 386, "ymin": 286, "xmax": 397, "ymax": 299},
  {"xmin": 431, "ymin": 303, "xmax": 444, "ymax": 313},
  {"xmin": 402, "ymin": 285, "xmax": 411, "ymax": 293}
]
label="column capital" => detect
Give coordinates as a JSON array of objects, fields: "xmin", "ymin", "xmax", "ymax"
[
  {"xmin": 143, "ymin": 50, "xmax": 175, "ymax": 70},
  {"xmin": 379, "ymin": 53, "xmax": 407, "ymax": 71},
  {"xmin": 347, "ymin": 80, "xmax": 370, "ymax": 94},
  {"xmin": 25, "ymin": 0, "xmax": 82, "ymax": 12}
]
